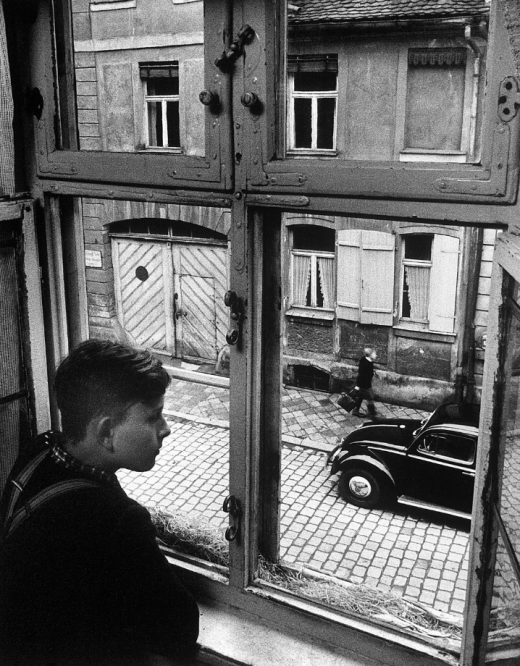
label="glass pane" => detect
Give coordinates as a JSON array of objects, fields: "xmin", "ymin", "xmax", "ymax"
[
  {"xmin": 72, "ymin": 196, "xmax": 231, "ymax": 570},
  {"xmin": 67, "ymin": 0, "xmax": 204, "ymax": 154},
  {"xmin": 317, "ymin": 98, "xmax": 335, "ymax": 149},
  {"xmin": 286, "ymin": 1, "xmax": 488, "ymax": 162},
  {"xmin": 258, "ymin": 212, "xmax": 487, "ymax": 655},
  {"xmin": 294, "ymin": 98, "xmax": 312, "ymax": 148},
  {"xmin": 487, "ymin": 301, "xmax": 520, "ymax": 654}
]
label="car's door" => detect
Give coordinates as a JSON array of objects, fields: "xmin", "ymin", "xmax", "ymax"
[{"xmin": 405, "ymin": 429, "xmax": 476, "ymax": 512}]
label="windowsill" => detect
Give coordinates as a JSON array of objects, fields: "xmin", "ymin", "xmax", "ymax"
[
  {"xmin": 286, "ymin": 307, "xmax": 334, "ymax": 325},
  {"xmin": 169, "ymin": 556, "xmax": 463, "ymax": 666},
  {"xmin": 393, "ymin": 325, "xmax": 456, "ymax": 343},
  {"xmin": 137, "ymin": 148, "xmax": 185, "ymax": 154},
  {"xmin": 90, "ymin": 0, "xmax": 137, "ymax": 11},
  {"xmin": 399, "ymin": 149, "xmax": 469, "ymax": 164},
  {"xmin": 286, "ymin": 150, "xmax": 338, "ymax": 158}
]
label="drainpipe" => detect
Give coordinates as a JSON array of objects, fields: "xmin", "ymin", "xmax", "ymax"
[
  {"xmin": 456, "ymin": 226, "xmax": 484, "ymax": 403},
  {"xmin": 464, "ymin": 24, "xmax": 484, "ymax": 161}
]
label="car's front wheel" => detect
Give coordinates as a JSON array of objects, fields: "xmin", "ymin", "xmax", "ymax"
[{"xmin": 338, "ymin": 468, "xmax": 385, "ymax": 509}]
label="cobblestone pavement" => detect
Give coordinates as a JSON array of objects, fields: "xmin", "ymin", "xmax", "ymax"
[
  {"xmin": 163, "ymin": 377, "xmax": 429, "ymax": 447},
  {"xmin": 118, "ymin": 379, "xmax": 470, "ymax": 619}
]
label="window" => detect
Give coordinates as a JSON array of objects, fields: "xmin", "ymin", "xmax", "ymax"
[
  {"xmin": 400, "ymin": 233, "xmax": 460, "ymax": 333},
  {"xmin": 419, "ymin": 433, "xmax": 476, "ymax": 463},
  {"xmin": 287, "ymin": 55, "xmax": 337, "ymax": 153},
  {"xmin": 290, "ymin": 226, "xmax": 335, "ymax": 309},
  {"xmin": 401, "ymin": 234, "xmax": 432, "ymax": 322},
  {"xmin": 402, "ymin": 48, "xmax": 474, "ymax": 162},
  {"xmin": 23, "ymin": 0, "xmax": 520, "ymax": 663},
  {"xmin": 140, "ymin": 63, "xmax": 181, "ymax": 150}
]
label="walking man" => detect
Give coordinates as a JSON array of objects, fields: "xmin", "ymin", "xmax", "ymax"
[{"xmin": 352, "ymin": 347, "xmax": 377, "ymax": 418}]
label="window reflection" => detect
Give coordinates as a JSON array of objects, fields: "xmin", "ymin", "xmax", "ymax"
[{"xmin": 286, "ymin": 0, "xmax": 488, "ymax": 162}]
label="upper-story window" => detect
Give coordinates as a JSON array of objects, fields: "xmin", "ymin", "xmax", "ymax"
[
  {"xmin": 291, "ymin": 225, "xmax": 335, "ymax": 309},
  {"xmin": 287, "ymin": 55, "xmax": 338, "ymax": 154},
  {"xmin": 401, "ymin": 48, "xmax": 475, "ymax": 162},
  {"xmin": 140, "ymin": 62, "xmax": 181, "ymax": 150}
]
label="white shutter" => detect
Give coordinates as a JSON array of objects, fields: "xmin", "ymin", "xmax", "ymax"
[
  {"xmin": 360, "ymin": 230, "xmax": 395, "ymax": 326},
  {"xmin": 337, "ymin": 229, "xmax": 361, "ymax": 321},
  {"xmin": 428, "ymin": 234, "xmax": 459, "ymax": 333}
]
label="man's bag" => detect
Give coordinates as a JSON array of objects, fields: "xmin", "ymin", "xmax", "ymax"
[{"xmin": 337, "ymin": 390, "xmax": 357, "ymax": 413}]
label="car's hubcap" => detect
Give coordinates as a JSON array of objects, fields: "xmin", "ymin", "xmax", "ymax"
[{"xmin": 349, "ymin": 475, "xmax": 371, "ymax": 498}]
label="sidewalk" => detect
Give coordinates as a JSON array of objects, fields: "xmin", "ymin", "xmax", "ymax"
[{"xmin": 163, "ymin": 365, "xmax": 429, "ymax": 450}]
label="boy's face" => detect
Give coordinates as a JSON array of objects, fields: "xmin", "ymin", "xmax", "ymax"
[{"xmin": 110, "ymin": 395, "xmax": 171, "ymax": 472}]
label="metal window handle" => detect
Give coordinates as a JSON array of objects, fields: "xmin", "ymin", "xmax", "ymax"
[
  {"xmin": 240, "ymin": 92, "xmax": 263, "ymax": 115},
  {"xmin": 223, "ymin": 495, "xmax": 242, "ymax": 542},
  {"xmin": 199, "ymin": 90, "xmax": 221, "ymax": 114},
  {"xmin": 215, "ymin": 24, "xmax": 255, "ymax": 71},
  {"xmin": 224, "ymin": 290, "xmax": 244, "ymax": 346}
]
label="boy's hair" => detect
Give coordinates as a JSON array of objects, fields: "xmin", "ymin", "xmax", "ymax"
[
  {"xmin": 364, "ymin": 347, "xmax": 374, "ymax": 356},
  {"xmin": 54, "ymin": 339, "xmax": 171, "ymax": 442}
]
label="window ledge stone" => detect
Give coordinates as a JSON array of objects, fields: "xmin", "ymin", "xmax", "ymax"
[
  {"xmin": 393, "ymin": 326, "xmax": 456, "ymax": 343},
  {"xmin": 286, "ymin": 307, "xmax": 334, "ymax": 325}
]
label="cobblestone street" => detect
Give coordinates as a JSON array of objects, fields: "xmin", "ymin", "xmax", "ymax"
[{"xmin": 118, "ymin": 374, "xmax": 470, "ymax": 620}]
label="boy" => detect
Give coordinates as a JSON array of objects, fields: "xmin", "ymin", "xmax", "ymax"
[
  {"xmin": 352, "ymin": 347, "xmax": 378, "ymax": 418},
  {"xmin": 0, "ymin": 339, "xmax": 199, "ymax": 662}
]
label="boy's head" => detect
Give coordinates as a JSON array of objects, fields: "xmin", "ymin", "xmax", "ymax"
[
  {"xmin": 54, "ymin": 339, "xmax": 171, "ymax": 444},
  {"xmin": 364, "ymin": 347, "xmax": 377, "ymax": 361}
]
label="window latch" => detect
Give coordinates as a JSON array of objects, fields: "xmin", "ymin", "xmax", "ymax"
[
  {"xmin": 223, "ymin": 495, "xmax": 242, "ymax": 542},
  {"xmin": 224, "ymin": 290, "xmax": 244, "ymax": 346},
  {"xmin": 215, "ymin": 25, "xmax": 255, "ymax": 72}
]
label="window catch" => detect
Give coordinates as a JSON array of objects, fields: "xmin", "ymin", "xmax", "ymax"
[
  {"xmin": 224, "ymin": 290, "xmax": 244, "ymax": 347},
  {"xmin": 223, "ymin": 495, "xmax": 242, "ymax": 542},
  {"xmin": 215, "ymin": 25, "xmax": 255, "ymax": 72}
]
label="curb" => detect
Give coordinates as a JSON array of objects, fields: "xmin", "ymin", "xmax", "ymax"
[
  {"xmin": 163, "ymin": 409, "xmax": 335, "ymax": 454},
  {"xmin": 163, "ymin": 364, "xmax": 230, "ymax": 389}
]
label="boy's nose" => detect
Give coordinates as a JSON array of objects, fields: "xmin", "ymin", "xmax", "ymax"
[{"xmin": 160, "ymin": 418, "xmax": 171, "ymax": 439}]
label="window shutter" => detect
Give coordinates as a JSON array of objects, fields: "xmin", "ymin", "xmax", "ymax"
[
  {"xmin": 337, "ymin": 229, "xmax": 361, "ymax": 321},
  {"xmin": 428, "ymin": 234, "xmax": 459, "ymax": 333},
  {"xmin": 360, "ymin": 230, "xmax": 395, "ymax": 326}
]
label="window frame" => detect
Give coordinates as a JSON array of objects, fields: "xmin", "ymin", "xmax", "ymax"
[
  {"xmin": 286, "ymin": 63, "xmax": 338, "ymax": 155},
  {"xmin": 20, "ymin": 0, "xmax": 520, "ymax": 664},
  {"xmin": 245, "ymin": 0, "xmax": 520, "ymax": 207},
  {"xmin": 399, "ymin": 47, "xmax": 477, "ymax": 163},
  {"xmin": 141, "ymin": 62, "xmax": 182, "ymax": 152},
  {"xmin": 30, "ymin": 0, "xmax": 233, "ymax": 191}
]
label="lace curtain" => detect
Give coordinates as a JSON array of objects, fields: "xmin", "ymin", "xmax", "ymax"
[
  {"xmin": 405, "ymin": 265, "xmax": 430, "ymax": 320},
  {"xmin": 293, "ymin": 254, "xmax": 311, "ymax": 305},
  {"xmin": 318, "ymin": 256, "xmax": 334, "ymax": 309},
  {"xmin": 0, "ymin": 2, "xmax": 14, "ymax": 196}
]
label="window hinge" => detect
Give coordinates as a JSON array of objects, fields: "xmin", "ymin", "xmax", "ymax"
[{"xmin": 498, "ymin": 76, "xmax": 520, "ymax": 122}]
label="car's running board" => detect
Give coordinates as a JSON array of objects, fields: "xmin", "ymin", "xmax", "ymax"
[{"xmin": 397, "ymin": 496, "xmax": 471, "ymax": 520}]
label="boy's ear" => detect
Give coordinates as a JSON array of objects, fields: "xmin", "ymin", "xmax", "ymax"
[{"xmin": 96, "ymin": 416, "xmax": 114, "ymax": 451}]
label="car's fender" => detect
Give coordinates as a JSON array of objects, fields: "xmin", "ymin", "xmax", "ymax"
[{"xmin": 332, "ymin": 453, "xmax": 395, "ymax": 488}]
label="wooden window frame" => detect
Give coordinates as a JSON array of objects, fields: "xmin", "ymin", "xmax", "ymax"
[
  {"xmin": 286, "ymin": 68, "xmax": 338, "ymax": 155},
  {"xmin": 19, "ymin": 0, "xmax": 520, "ymax": 664},
  {"xmin": 29, "ymin": 0, "xmax": 233, "ymax": 191}
]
